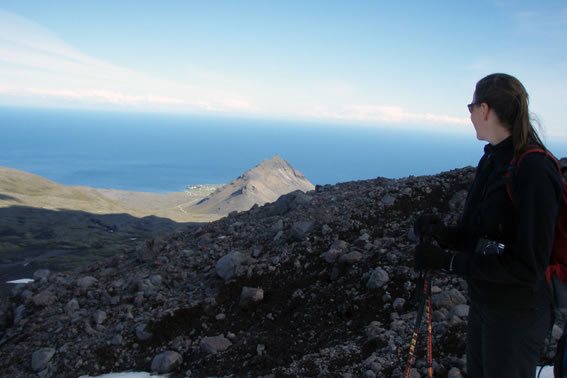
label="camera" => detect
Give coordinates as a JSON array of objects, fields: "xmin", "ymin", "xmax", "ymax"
[{"xmin": 475, "ymin": 238, "xmax": 505, "ymax": 256}]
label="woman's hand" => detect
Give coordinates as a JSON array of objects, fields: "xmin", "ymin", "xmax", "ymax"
[
  {"xmin": 413, "ymin": 214, "xmax": 448, "ymax": 243},
  {"xmin": 413, "ymin": 243, "xmax": 452, "ymax": 271}
]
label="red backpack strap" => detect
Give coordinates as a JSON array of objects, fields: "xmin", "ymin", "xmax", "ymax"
[{"xmin": 517, "ymin": 148, "xmax": 562, "ymax": 173}]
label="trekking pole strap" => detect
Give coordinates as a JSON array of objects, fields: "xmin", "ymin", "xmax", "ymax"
[
  {"xmin": 426, "ymin": 276, "xmax": 434, "ymax": 378},
  {"xmin": 403, "ymin": 272, "xmax": 434, "ymax": 378}
]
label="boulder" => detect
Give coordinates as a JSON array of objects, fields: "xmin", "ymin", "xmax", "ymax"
[
  {"xmin": 432, "ymin": 289, "xmax": 467, "ymax": 310},
  {"xmin": 215, "ymin": 251, "xmax": 252, "ymax": 281},
  {"xmin": 14, "ymin": 305, "xmax": 25, "ymax": 324},
  {"xmin": 200, "ymin": 335, "xmax": 232, "ymax": 354},
  {"xmin": 32, "ymin": 290, "xmax": 56, "ymax": 307},
  {"xmin": 92, "ymin": 310, "xmax": 107, "ymax": 325},
  {"xmin": 110, "ymin": 334, "xmax": 123, "ymax": 346},
  {"xmin": 365, "ymin": 321, "xmax": 384, "ymax": 341},
  {"xmin": 330, "ymin": 240, "xmax": 350, "ymax": 251},
  {"xmin": 267, "ymin": 193, "xmax": 295, "ymax": 216},
  {"xmin": 135, "ymin": 324, "xmax": 153, "ymax": 341},
  {"xmin": 322, "ymin": 250, "xmax": 342, "ymax": 264},
  {"xmin": 32, "ymin": 348, "xmax": 55, "ymax": 372},
  {"xmin": 77, "ymin": 276, "xmax": 98, "ymax": 290},
  {"xmin": 321, "ymin": 240, "xmax": 350, "ymax": 263},
  {"xmin": 240, "ymin": 287, "xmax": 264, "ymax": 307},
  {"xmin": 149, "ymin": 274, "xmax": 163, "ymax": 286},
  {"xmin": 271, "ymin": 219, "xmax": 284, "ymax": 233},
  {"xmin": 65, "ymin": 299, "xmax": 80, "ymax": 315},
  {"xmin": 448, "ymin": 367, "xmax": 464, "ymax": 378},
  {"xmin": 338, "ymin": 251, "xmax": 363, "ymax": 264},
  {"xmin": 449, "ymin": 190, "xmax": 468, "ymax": 212},
  {"xmin": 291, "ymin": 191, "xmax": 313, "ymax": 207},
  {"xmin": 381, "ymin": 195, "xmax": 396, "ymax": 207},
  {"xmin": 151, "ymin": 351, "xmax": 183, "ymax": 374},
  {"xmin": 392, "ymin": 298, "xmax": 406, "ymax": 312},
  {"xmin": 367, "ymin": 268, "xmax": 390, "ymax": 289},
  {"xmin": 137, "ymin": 278, "xmax": 156, "ymax": 294},
  {"xmin": 450, "ymin": 304, "xmax": 470, "ymax": 318},
  {"xmin": 33, "ymin": 269, "xmax": 51, "ymax": 282},
  {"xmin": 290, "ymin": 220, "xmax": 315, "ymax": 241}
]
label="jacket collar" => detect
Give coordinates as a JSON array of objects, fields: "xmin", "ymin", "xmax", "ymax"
[
  {"xmin": 483, "ymin": 136, "xmax": 514, "ymax": 166},
  {"xmin": 484, "ymin": 136, "xmax": 513, "ymax": 155}
]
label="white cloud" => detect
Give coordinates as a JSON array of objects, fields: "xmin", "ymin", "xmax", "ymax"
[
  {"xmin": 25, "ymin": 88, "xmax": 184, "ymax": 106},
  {"xmin": 0, "ymin": 10, "xmax": 562, "ymax": 141},
  {"xmin": 0, "ymin": 10, "xmax": 254, "ymax": 113},
  {"xmin": 0, "ymin": 10, "xmax": 470, "ymax": 131},
  {"xmin": 305, "ymin": 104, "xmax": 470, "ymax": 131},
  {"xmin": 0, "ymin": 86, "xmax": 254, "ymax": 113},
  {"xmin": 0, "ymin": 11, "xmax": 134, "ymax": 80}
]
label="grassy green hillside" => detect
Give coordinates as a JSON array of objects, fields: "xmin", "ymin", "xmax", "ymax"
[
  {"xmin": 0, "ymin": 167, "xmax": 213, "ymax": 289},
  {"xmin": 0, "ymin": 167, "xmax": 221, "ymax": 222},
  {"xmin": 0, "ymin": 167, "xmax": 128, "ymax": 213}
]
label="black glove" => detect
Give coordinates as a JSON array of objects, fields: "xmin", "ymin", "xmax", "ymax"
[
  {"xmin": 413, "ymin": 214, "xmax": 448, "ymax": 242},
  {"xmin": 413, "ymin": 243, "xmax": 452, "ymax": 271}
]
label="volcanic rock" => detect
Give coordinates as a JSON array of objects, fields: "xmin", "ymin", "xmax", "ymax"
[
  {"xmin": 367, "ymin": 267, "xmax": 390, "ymax": 289},
  {"xmin": 32, "ymin": 348, "xmax": 55, "ymax": 372},
  {"xmin": 77, "ymin": 276, "xmax": 98, "ymax": 290},
  {"xmin": 32, "ymin": 290, "xmax": 56, "ymax": 307},
  {"xmin": 240, "ymin": 287, "xmax": 264, "ymax": 307},
  {"xmin": 151, "ymin": 351, "xmax": 183, "ymax": 373},
  {"xmin": 215, "ymin": 251, "xmax": 252, "ymax": 281},
  {"xmin": 33, "ymin": 269, "xmax": 51, "ymax": 282},
  {"xmin": 200, "ymin": 335, "xmax": 233, "ymax": 354},
  {"xmin": 3, "ymin": 165, "xmax": 558, "ymax": 377},
  {"xmin": 64, "ymin": 298, "xmax": 79, "ymax": 315}
]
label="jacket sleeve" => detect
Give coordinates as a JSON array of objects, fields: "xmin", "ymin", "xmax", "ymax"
[
  {"xmin": 451, "ymin": 153, "xmax": 563, "ymax": 286},
  {"xmin": 437, "ymin": 225, "xmax": 466, "ymax": 250},
  {"xmin": 440, "ymin": 154, "xmax": 487, "ymax": 250}
]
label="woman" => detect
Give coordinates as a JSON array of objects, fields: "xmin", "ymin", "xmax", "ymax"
[{"xmin": 413, "ymin": 73, "xmax": 564, "ymax": 377}]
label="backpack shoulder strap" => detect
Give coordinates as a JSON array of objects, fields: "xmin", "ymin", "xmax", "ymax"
[{"xmin": 517, "ymin": 148, "xmax": 562, "ymax": 173}]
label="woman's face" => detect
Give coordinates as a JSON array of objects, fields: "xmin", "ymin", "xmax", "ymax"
[
  {"xmin": 469, "ymin": 93, "xmax": 510, "ymax": 144},
  {"xmin": 469, "ymin": 97, "xmax": 489, "ymax": 141}
]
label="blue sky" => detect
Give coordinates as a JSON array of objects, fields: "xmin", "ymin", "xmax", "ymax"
[{"xmin": 0, "ymin": 0, "xmax": 566, "ymax": 139}]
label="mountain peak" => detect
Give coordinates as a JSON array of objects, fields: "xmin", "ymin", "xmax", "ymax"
[
  {"xmin": 249, "ymin": 155, "xmax": 287, "ymax": 171},
  {"xmin": 191, "ymin": 155, "xmax": 314, "ymax": 215}
]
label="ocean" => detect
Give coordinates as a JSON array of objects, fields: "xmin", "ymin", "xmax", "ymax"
[{"xmin": 1, "ymin": 107, "xmax": 566, "ymax": 192}]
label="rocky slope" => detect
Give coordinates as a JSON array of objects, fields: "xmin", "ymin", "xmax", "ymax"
[
  {"xmin": 0, "ymin": 167, "xmax": 201, "ymax": 294},
  {"xmin": 0, "ymin": 157, "xmax": 314, "ymax": 293},
  {"xmin": 0, "ymin": 166, "xmax": 563, "ymax": 378},
  {"xmin": 190, "ymin": 156, "xmax": 315, "ymax": 216}
]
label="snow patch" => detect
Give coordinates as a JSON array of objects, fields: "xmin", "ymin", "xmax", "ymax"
[
  {"xmin": 78, "ymin": 372, "xmax": 168, "ymax": 378},
  {"xmin": 537, "ymin": 365, "xmax": 553, "ymax": 378},
  {"xmin": 6, "ymin": 278, "xmax": 34, "ymax": 284}
]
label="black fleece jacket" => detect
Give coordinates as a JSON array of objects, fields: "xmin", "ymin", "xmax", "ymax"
[{"xmin": 448, "ymin": 137, "xmax": 563, "ymax": 307}]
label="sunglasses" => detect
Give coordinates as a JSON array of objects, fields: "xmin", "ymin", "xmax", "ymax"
[{"xmin": 467, "ymin": 102, "xmax": 479, "ymax": 113}]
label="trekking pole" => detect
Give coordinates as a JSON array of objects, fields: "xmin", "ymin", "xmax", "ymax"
[
  {"xmin": 425, "ymin": 272, "xmax": 434, "ymax": 378},
  {"xmin": 403, "ymin": 236, "xmax": 434, "ymax": 378}
]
